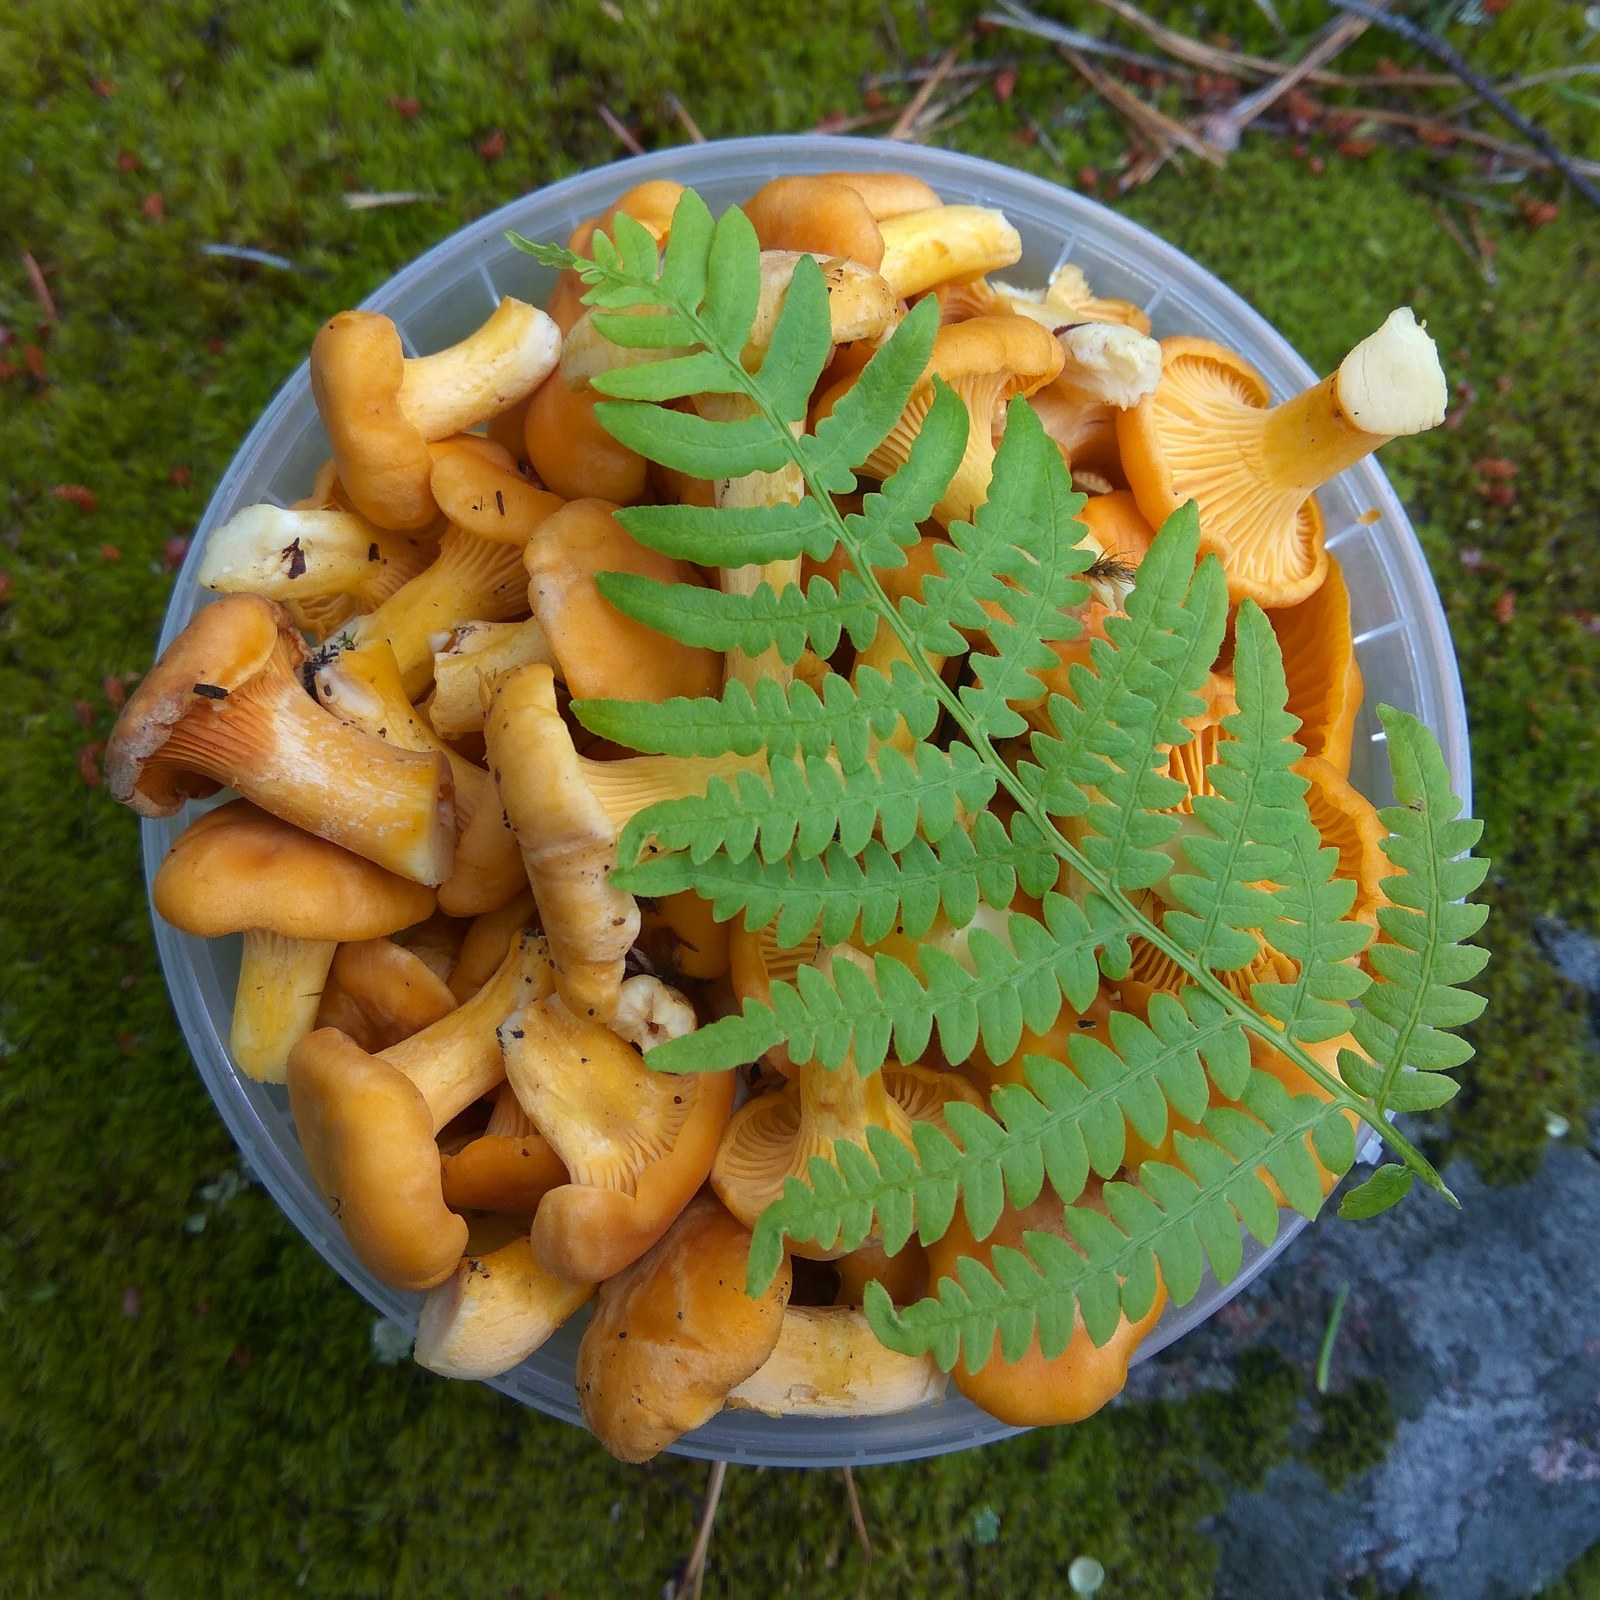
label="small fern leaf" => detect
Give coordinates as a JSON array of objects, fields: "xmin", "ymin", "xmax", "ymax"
[
  {"xmin": 592, "ymin": 571, "xmax": 875, "ymax": 664},
  {"xmin": 902, "ymin": 405, "xmax": 1095, "ymax": 742},
  {"xmin": 802, "ymin": 294, "xmax": 942, "ymax": 493},
  {"xmin": 616, "ymin": 741, "xmax": 998, "ymax": 868},
  {"xmin": 753, "ymin": 252, "xmax": 834, "ymax": 423},
  {"xmin": 840, "ymin": 383, "xmax": 970, "ymax": 570},
  {"xmin": 1353, "ymin": 707, "xmax": 1489, "ymax": 1106},
  {"xmin": 614, "ymin": 500, "xmax": 839, "ymax": 568}
]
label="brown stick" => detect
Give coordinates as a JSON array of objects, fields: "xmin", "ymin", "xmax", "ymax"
[
  {"xmin": 1062, "ymin": 47, "xmax": 1227, "ymax": 169},
  {"xmin": 887, "ymin": 37, "xmax": 966, "ymax": 141},
  {"xmin": 664, "ymin": 93, "xmax": 706, "ymax": 144},
  {"xmin": 1328, "ymin": 0, "xmax": 1600, "ymax": 209},
  {"xmin": 21, "ymin": 251, "xmax": 57, "ymax": 323},
  {"xmin": 675, "ymin": 1459, "xmax": 727, "ymax": 1600},
  {"xmin": 1196, "ymin": 0, "xmax": 1389, "ymax": 153},
  {"xmin": 841, "ymin": 1466, "xmax": 874, "ymax": 1564},
  {"xmin": 1334, "ymin": 104, "xmax": 1600, "ymax": 178},
  {"xmin": 597, "ymin": 103, "xmax": 646, "ymax": 157}
]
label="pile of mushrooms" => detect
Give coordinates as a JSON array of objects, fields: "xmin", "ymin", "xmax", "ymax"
[{"xmin": 107, "ymin": 169, "xmax": 1446, "ymax": 1462}]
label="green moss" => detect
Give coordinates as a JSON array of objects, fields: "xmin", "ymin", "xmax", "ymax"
[
  {"xmin": 3, "ymin": 0, "xmax": 1597, "ymax": 1591},
  {"xmin": 1309, "ymin": 1378, "xmax": 1398, "ymax": 1493},
  {"xmin": 1541, "ymin": 1539, "xmax": 1600, "ymax": 1599}
]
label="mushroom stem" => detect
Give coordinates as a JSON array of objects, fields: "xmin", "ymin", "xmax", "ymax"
[
  {"xmin": 380, "ymin": 931, "xmax": 554, "ymax": 1129},
  {"xmin": 396, "ymin": 297, "xmax": 561, "ymax": 441},
  {"xmin": 312, "ymin": 642, "xmax": 525, "ymax": 916},
  {"xmin": 414, "ymin": 1237, "xmax": 594, "ymax": 1380},
  {"xmin": 1261, "ymin": 310, "xmax": 1447, "ymax": 492},
  {"xmin": 876, "ymin": 205, "xmax": 1023, "ymax": 299},
  {"xmin": 342, "ymin": 524, "xmax": 532, "ymax": 699},
  {"xmin": 727, "ymin": 1306, "xmax": 947, "ymax": 1417},
  {"xmin": 698, "ymin": 393, "xmax": 805, "ymax": 692},
  {"xmin": 576, "ymin": 750, "xmax": 767, "ymax": 835},
  {"xmin": 231, "ymin": 930, "xmax": 338, "ymax": 1083},
  {"xmin": 198, "ymin": 506, "xmax": 431, "ymax": 607}
]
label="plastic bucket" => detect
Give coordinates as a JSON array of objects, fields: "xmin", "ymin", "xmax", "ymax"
[{"xmin": 143, "ymin": 136, "xmax": 1471, "ymax": 1466}]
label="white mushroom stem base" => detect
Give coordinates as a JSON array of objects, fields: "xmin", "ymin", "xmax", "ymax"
[
  {"xmin": 231, "ymin": 930, "xmax": 338, "ymax": 1083},
  {"xmin": 727, "ymin": 1306, "xmax": 948, "ymax": 1417},
  {"xmin": 414, "ymin": 1237, "xmax": 594, "ymax": 1380}
]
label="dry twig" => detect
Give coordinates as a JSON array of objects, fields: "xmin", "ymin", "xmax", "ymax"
[
  {"xmin": 1332, "ymin": 104, "xmax": 1600, "ymax": 178},
  {"xmin": 1061, "ymin": 45, "xmax": 1226, "ymax": 179},
  {"xmin": 1328, "ymin": 0, "xmax": 1600, "ymax": 209},
  {"xmin": 342, "ymin": 191, "xmax": 436, "ymax": 210},
  {"xmin": 664, "ymin": 93, "xmax": 706, "ymax": 143},
  {"xmin": 841, "ymin": 1467, "xmax": 873, "ymax": 1564},
  {"xmin": 1197, "ymin": 0, "xmax": 1390, "ymax": 153},
  {"xmin": 597, "ymin": 102, "xmax": 646, "ymax": 157},
  {"xmin": 21, "ymin": 251, "xmax": 57, "ymax": 323},
  {"xmin": 888, "ymin": 37, "xmax": 967, "ymax": 140},
  {"xmin": 671, "ymin": 1459, "xmax": 728, "ymax": 1600}
]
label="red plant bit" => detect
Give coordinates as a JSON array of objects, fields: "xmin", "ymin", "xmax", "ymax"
[
  {"xmin": 1337, "ymin": 138, "xmax": 1378, "ymax": 160},
  {"xmin": 0, "ymin": 572, "xmax": 11, "ymax": 603},
  {"xmin": 993, "ymin": 67, "xmax": 1017, "ymax": 103},
  {"xmin": 389, "ymin": 95, "xmax": 422, "ymax": 118},
  {"xmin": 228, "ymin": 1347, "xmax": 252, "ymax": 1370},
  {"xmin": 141, "ymin": 192, "xmax": 166, "ymax": 220},
  {"xmin": 205, "ymin": 337, "xmax": 225, "ymax": 356},
  {"xmin": 162, "ymin": 535, "xmax": 191, "ymax": 571},
  {"xmin": 1418, "ymin": 124, "xmax": 1456, "ymax": 150},
  {"xmin": 103, "ymin": 674, "xmax": 127, "ymax": 709},
  {"xmin": 1477, "ymin": 482, "xmax": 1516, "ymax": 507},
  {"xmin": 1285, "ymin": 89, "xmax": 1319, "ymax": 133},
  {"xmin": 99, "ymin": 544, "xmax": 123, "ymax": 561},
  {"xmin": 0, "ymin": 326, "xmax": 11, "ymax": 347},
  {"xmin": 1376, "ymin": 57, "xmax": 1404, "ymax": 78},
  {"xmin": 1308, "ymin": 155, "xmax": 1326, "ymax": 176},
  {"xmin": 1482, "ymin": 0, "xmax": 1513, "ymax": 13},
  {"xmin": 122, "ymin": 1286, "xmax": 143, "ymax": 1317},
  {"xmin": 0, "ymin": 363, "xmax": 19, "ymax": 382},
  {"xmin": 1495, "ymin": 589, "xmax": 1517, "ymax": 626},
  {"xmin": 169, "ymin": 465, "xmax": 191, "ymax": 486},
  {"xmin": 478, "ymin": 128, "xmax": 507, "ymax": 163},
  {"xmin": 1011, "ymin": 126, "xmax": 1037, "ymax": 147},
  {"xmin": 115, "ymin": 1031, "xmax": 136, "ymax": 1057},
  {"xmin": 1577, "ymin": 612, "xmax": 1600, "ymax": 637},
  {"xmin": 51, "ymin": 484, "xmax": 98, "ymax": 512},
  {"xmin": 78, "ymin": 740, "xmax": 105, "ymax": 786},
  {"xmin": 116, "ymin": 150, "xmax": 141, "ymax": 173},
  {"xmin": 24, "ymin": 344, "xmax": 47, "ymax": 379},
  {"xmin": 73, "ymin": 699, "xmax": 96, "ymax": 728},
  {"xmin": 1520, "ymin": 197, "xmax": 1560, "ymax": 229},
  {"xmin": 1475, "ymin": 457, "xmax": 1518, "ymax": 479},
  {"xmin": 91, "ymin": 76, "xmax": 116, "ymax": 98},
  {"xmin": 862, "ymin": 86, "xmax": 888, "ymax": 112},
  {"xmin": 1495, "ymin": 372, "xmax": 1514, "ymax": 395},
  {"xmin": 1077, "ymin": 165, "xmax": 1100, "ymax": 193}
]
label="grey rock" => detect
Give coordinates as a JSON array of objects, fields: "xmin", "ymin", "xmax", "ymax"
[{"xmin": 1132, "ymin": 1145, "xmax": 1600, "ymax": 1599}]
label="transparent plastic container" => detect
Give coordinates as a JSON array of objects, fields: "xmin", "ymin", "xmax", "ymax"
[{"xmin": 143, "ymin": 136, "xmax": 1471, "ymax": 1467}]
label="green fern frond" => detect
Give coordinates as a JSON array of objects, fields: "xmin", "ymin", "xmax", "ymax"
[
  {"xmin": 863, "ymin": 1073, "xmax": 1355, "ymax": 1369},
  {"xmin": 593, "ymin": 571, "xmax": 879, "ymax": 663},
  {"xmin": 511, "ymin": 190, "xmax": 1490, "ymax": 1369},
  {"xmin": 617, "ymin": 814, "xmax": 1059, "ymax": 947},
  {"xmin": 616, "ymin": 742, "xmax": 998, "ymax": 867}
]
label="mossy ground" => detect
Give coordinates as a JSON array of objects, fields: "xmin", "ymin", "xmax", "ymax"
[{"xmin": 3, "ymin": 2, "xmax": 1596, "ymax": 1594}]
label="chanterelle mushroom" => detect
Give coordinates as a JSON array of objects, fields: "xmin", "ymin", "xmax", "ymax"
[
  {"xmin": 501, "ymin": 991, "xmax": 735, "ymax": 1283},
  {"xmin": 926, "ymin": 1182, "xmax": 1167, "ymax": 1426},
  {"xmin": 576, "ymin": 1194, "xmax": 793, "ymax": 1462},
  {"xmin": 414, "ymin": 1236, "xmax": 594, "ymax": 1381},
  {"xmin": 1118, "ymin": 308, "xmax": 1447, "ymax": 608},
  {"xmin": 727, "ymin": 1305, "xmax": 947, "ymax": 1418},
  {"xmin": 153, "ymin": 800, "xmax": 437, "ymax": 1081},
  {"xmin": 286, "ymin": 931, "xmax": 554, "ymax": 1289},
  {"xmin": 106, "ymin": 594, "xmax": 455, "ymax": 885}
]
